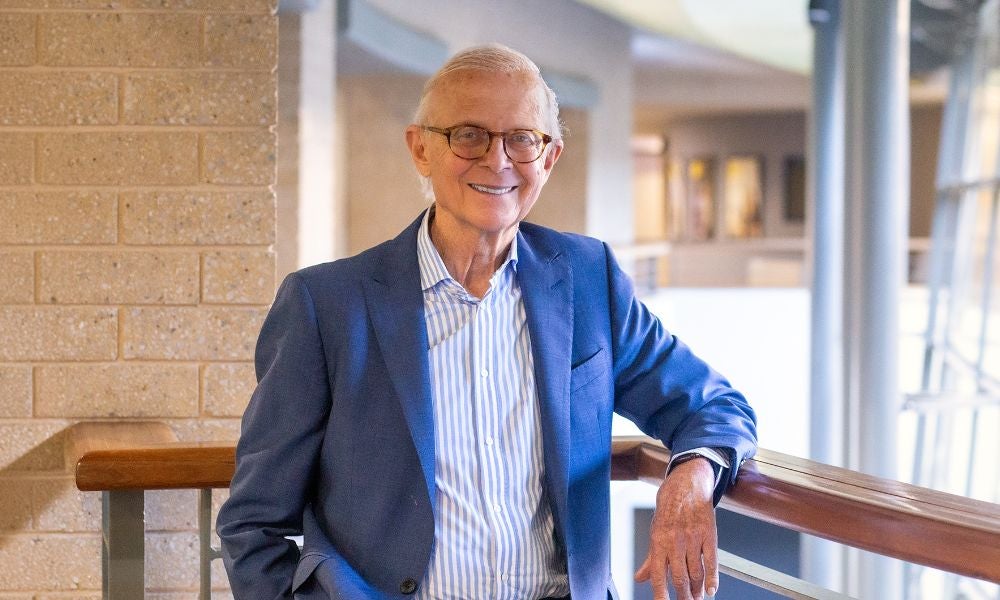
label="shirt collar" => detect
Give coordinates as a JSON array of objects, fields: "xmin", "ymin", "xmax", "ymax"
[{"xmin": 416, "ymin": 205, "xmax": 519, "ymax": 293}]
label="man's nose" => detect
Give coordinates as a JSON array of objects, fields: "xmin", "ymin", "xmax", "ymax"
[{"xmin": 479, "ymin": 134, "xmax": 512, "ymax": 171}]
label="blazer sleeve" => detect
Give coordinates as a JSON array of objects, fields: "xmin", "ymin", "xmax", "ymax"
[
  {"xmin": 217, "ymin": 272, "xmax": 333, "ymax": 599},
  {"xmin": 602, "ymin": 242, "xmax": 758, "ymax": 494}
]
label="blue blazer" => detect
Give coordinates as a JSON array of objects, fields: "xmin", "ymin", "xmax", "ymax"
[{"xmin": 218, "ymin": 213, "xmax": 757, "ymax": 600}]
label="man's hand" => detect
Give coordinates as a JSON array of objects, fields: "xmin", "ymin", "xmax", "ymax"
[{"xmin": 635, "ymin": 456, "xmax": 719, "ymax": 600}]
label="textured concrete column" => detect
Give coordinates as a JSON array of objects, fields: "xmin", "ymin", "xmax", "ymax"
[{"xmin": 298, "ymin": 0, "xmax": 339, "ymax": 266}]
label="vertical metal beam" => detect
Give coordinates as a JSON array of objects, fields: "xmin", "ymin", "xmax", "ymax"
[
  {"xmin": 199, "ymin": 488, "xmax": 216, "ymax": 600},
  {"xmin": 843, "ymin": 1, "xmax": 910, "ymax": 598},
  {"xmin": 804, "ymin": 0, "xmax": 845, "ymax": 590},
  {"xmin": 102, "ymin": 490, "xmax": 145, "ymax": 600}
]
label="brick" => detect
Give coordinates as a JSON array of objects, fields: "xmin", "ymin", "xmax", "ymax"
[
  {"xmin": 165, "ymin": 418, "xmax": 240, "ymax": 442},
  {"xmin": 39, "ymin": 132, "xmax": 198, "ymax": 185},
  {"xmin": 121, "ymin": 191, "xmax": 274, "ymax": 245},
  {"xmin": 0, "ymin": 534, "xmax": 100, "ymax": 590},
  {"xmin": 0, "ymin": 421, "xmax": 71, "ymax": 472},
  {"xmin": 0, "ymin": 133, "xmax": 33, "ymax": 185},
  {"xmin": 40, "ymin": 13, "xmax": 199, "ymax": 67},
  {"xmin": 146, "ymin": 531, "xmax": 199, "ymax": 589},
  {"xmin": 0, "ymin": 307, "xmax": 116, "ymax": 361},
  {"xmin": 124, "ymin": 0, "xmax": 274, "ymax": 11},
  {"xmin": 203, "ymin": 130, "xmax": 276, "ymax": 185},
  {"xmin": 0, "ymin": 0, "xmax": 122, "ymax": 6},
  {"xmin": 124, "ymin": 72, "xmax": 275, "ymax": 126},
  {"xmin": 0, "ymin": 14, "xmax": 35, "ymax": 66},
  {"xmin": 203, "ymin": 363, "xmax": 254, "ymax": 417},
  {"xmin": 0, "ymin": 366, "xmax": 32, "ymax": 418},
  {"xmin": 0, "ymin": 479, "xmax": 33, "ymax": 530},
  {"xmin": 0, "ymin": 251, "xmax": 33, "ymax": 304},
  {"xmin": 35, "ymin": 364, "xmax": 199, "ymax": 418},
  {"xmin": 202, "ymin": 250, "xmax": 274, "ymax": 304},
  {"xmin": 145, "ymin": 489, "xmax": 197, "ymax": 531},
  {"xmin": 39, "ymin": 250, "xmax": 199, "ymax": 304},
  {"xmin": 0, "ymin": 72, "xmax": 117, "ymax": 126},
  {"xmin": 0, "ymin": 191, "xmax": 117, "ymax": 245},
  {"xmin": 123, "ymin": 307, "xmax": 265, "ymax": 360},
  {"xmin": 33, "ymin": 478, "xmax": 101, "ymax": 532},
  {"xmin": 204, "ymin": 14, "xmax": 276, "ymax": 69}
]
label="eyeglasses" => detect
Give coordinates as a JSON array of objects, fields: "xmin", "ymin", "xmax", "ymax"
[{"xmin": 423, "ymin": 125, "xmax": 553, "ymax": 164}]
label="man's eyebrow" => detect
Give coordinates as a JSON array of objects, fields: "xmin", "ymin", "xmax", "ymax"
[{"xmin": 446, "ymin": 121, "xmax": 540, "ymax": 131}]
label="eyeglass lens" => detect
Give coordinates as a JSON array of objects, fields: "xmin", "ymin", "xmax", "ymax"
[{"xmin": 449, "ymin": 126, "xmax": 545, "ymax": 163}]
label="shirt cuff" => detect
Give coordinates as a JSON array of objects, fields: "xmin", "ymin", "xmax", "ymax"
[{"xmin": 666, "ymin": 447, "xmax": 731, "ymax": 489}]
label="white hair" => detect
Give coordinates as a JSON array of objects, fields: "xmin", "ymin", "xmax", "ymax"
[{"xmin": 413, "ymin": 44, "xmax": 563, "ymax": 200}]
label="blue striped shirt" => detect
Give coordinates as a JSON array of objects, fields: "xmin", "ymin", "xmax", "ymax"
[{"xmin": 414, "ymin": 209, "xmax": 569, "ymax": 600}]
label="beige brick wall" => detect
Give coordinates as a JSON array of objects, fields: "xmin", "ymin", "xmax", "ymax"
[{"xmin": 0, "ymin": 1, "xmax": 277, "ymax": 596}]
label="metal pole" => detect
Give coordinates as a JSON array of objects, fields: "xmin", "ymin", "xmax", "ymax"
[
  {"xmin": 102, "ymin": 490, "xmax": 145, "ymax": 600},
  {"xmin": 844, "ymin": 1, "xmax": 909, "ymax": 598},
  {"xmin": 804, "ymin": 0, "xmax": 845, "ymax": 591}
]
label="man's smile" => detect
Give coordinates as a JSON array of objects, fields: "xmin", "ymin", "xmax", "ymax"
[{"xmin": 469, "ymin": 183, "xmax": 517, "ymax": 195}]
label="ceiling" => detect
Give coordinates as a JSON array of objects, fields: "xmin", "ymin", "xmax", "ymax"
[
  {"xmin": 575, "ymin": 0, "xmax": 814, "ymax": 74},
  {"xmin": 576, "ymin": 0, "xmax": 981, "ymax": 128}
]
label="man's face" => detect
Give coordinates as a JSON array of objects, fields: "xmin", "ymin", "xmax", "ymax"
[{"xmin": 406, "ymin": 70, "xmax": 563, "ymax": 241}]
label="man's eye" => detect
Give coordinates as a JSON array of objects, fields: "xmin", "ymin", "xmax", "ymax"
[
  {"xmin": 508, "ymin": 132, "xmax": 536, "ymax": 146},
  {"xmin": 454, "ymin": 128, "xmax": 484, "ymax": 142}
]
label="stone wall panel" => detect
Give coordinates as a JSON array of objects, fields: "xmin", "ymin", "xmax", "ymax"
[
  {"xmin": 35, "ymin": 364, "xmax": 199, "ymax": 418},
  {"xmin": 124, "ymin": 72, "xmax": 276, "ymax": 126},
  {"xmin": 0, "ymin": 73, "xmax": 117, "ymax": 126},
  {"xmin": 38, "ymin": 133, "xmax": 199, "ymax": 185},
  {"xmin": 122, "ymin": 307, "xmax": 265, "ymax": 360},
  {"xmin": 0, "ymin": 192, "xmax": 117, "ymax": 245},
  {"xmin": 202, "ymin": 250, "xmax": 275, "ymax": 304},
  {"xmin": 120, "ymin": 191, "xmax": 275, "ymax": 245},
  {"xmin": 39, "ymin": 250, "xmax": 199, "ymax": 305},
  {"xmin": 0, "ymin": 251, "xmax": 33, "ymax": 304},
  {"xmin": 0, "ymin": 366, "xmax": 31, "ymax": 418},
  {"xmin": 0, "ymin": 308, "xmax": 117, "ymax": 361},
  {"xmin": 40, "ymin": 13, "xmax": 199, "ymax": 67}
]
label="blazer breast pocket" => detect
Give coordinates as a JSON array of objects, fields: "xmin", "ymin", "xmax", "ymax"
[{"xmin": 570, "ymin": 347, "xmax": 608, "ymax": 393}]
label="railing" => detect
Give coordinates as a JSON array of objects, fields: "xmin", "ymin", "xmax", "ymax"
[{"xmin": 75, "ymin": 436, "xmax": 1000, "ymax": 599}]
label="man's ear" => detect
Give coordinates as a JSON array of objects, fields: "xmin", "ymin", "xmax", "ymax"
[
  {"xmin": 541, "ymin": 139, "xmax": 564, "ymax": 173},
  {"xmin": 405, "ymin": 125, "xmax": 432, "ymax": 176}
]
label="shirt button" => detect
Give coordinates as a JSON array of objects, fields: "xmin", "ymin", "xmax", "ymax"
[
  {"xmin": 485, "ymin": 436, "xmax": 494, "ymax": 446},
  {"xmin": 480, "ymin": 368, "xmax": 489, "ymax": 378},
  {"xmin": 493, "ymin": 503, "xmax": 502, "ymax": 512}
]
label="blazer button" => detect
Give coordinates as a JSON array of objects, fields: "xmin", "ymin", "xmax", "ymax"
[{"xmin": 400, "ymin": 578, "xmax": 418, "ymax": 594}]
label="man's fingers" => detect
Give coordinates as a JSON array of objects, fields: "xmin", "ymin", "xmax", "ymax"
[
  {"xmin": 685, "ymin": 548, "xmax": 706, "ymax": 599},
  {"xmin": 670, "ymin": 560, "xmax": 694, "ymax": 600},
  {"xmin": 635, "ymin": 555, "xmax": 651, "ymax": 582},
  {"xmin": 650, "ymin": 563, "xmax": 671, "ymax": 600},
  {"xmin": 638, "ymin": 549, "xmax": 672, "ymax": 600},
  {"xmin": 703, "ymin": 535, "xmax": 720, "ymax": 597}
]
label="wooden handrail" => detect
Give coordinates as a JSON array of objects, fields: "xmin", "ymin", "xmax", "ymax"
[
  {"xmin": 75, "ymin": 436, "xmax": 1000, "ymax": 584},
  {"xmin": 75, "ymin": 441, "xmax": 235, "ymax": 491},
  {"xmin": 611, "ymin": 437, "xmax": 1000, "ymax": 584}
]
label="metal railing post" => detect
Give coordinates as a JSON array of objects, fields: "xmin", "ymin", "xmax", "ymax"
[{"xmin": 102, "ymin": 489, "xmax": 145, "ymax": 600}]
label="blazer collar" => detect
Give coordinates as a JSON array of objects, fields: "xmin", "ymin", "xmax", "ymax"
[
  {"xmin": 516, "ymin": 226, "xmax": 574, "ymax": 530},
  {"xmin": 363, "ymin": 213, "xmax": 437, "ymax": 509}
]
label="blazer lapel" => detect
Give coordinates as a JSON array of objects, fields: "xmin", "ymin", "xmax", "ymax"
[
  {"xmin": 517, "ymin": 228, "xmax": 573, "ymax": 528},
  {"xmin": 363, "ymin": 215, "xmax": 437, "ymax": 509}
]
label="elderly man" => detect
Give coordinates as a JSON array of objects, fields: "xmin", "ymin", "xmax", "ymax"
[{"xmin": 218, "ymin": 44, "xmax": 757, "ymax": 600}]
